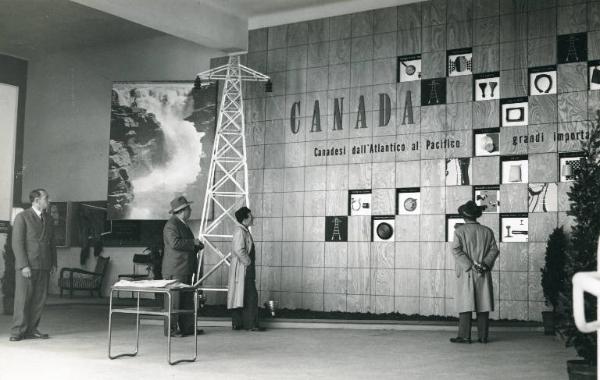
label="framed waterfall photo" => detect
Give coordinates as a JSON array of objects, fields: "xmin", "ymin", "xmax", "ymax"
[{"xmin": 107, "ymin": 81, "xmax": 217, "ymax": 220}]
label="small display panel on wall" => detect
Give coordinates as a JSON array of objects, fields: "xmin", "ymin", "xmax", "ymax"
[
  {"xmin": 447, "ymin": 48, "xmax": 473, "ymax": 77},
  {"xmin": 529, "ymin": 66, "xmax": 557, "ymax": 96},
  {"xmin": 501, "ymin": 97, "xmax": 529, "ymax": 127},
  {"xmin": 559, "ymin": 153, "xmax": 583, "ymax": 182},
  {"xmin": 325, "ymin": 216, "xmax": 348, "ymax": 242},
  {"xmin": 446, "ymin": 158, "xmax": 471, "ymax": 186},
  {"xmin": 446, "ymin": 215, "xmax": 465, "ymax": 242},
  {"xmin": 500, "ymin": 213, "xmax": 528, "ymax": 242},
  {"xmin": 501, "ymin": 156, "xmax": 529, "ymax": 184},
  {"xmin": 349, "ymin": 190, "xmax": 372, "ymax": 216},
  {"xmin": 396, "ymin": 188, "xmax": 420, "ymax": 215},
  {"xmin": 372, "ymin": 216, "xmax": 395, "ymax": 242},
  {"xmin": 473, "ymin": 72, "xmax": 500, "ymax": 101},
  {"xmin": 528, "ymin": 183, "xmax": 558, "ymax": 212},
  {"xmin": 473, "ymin": 128, "xmax": 500, "ymax": 156},
  {"xmin": 397, "ymin": 54, "xmax": 422, "ymax": 83},
  {"xmin": 473, "ymin": 185, "xmax": 500, "ymax": 213},
  {"xmin": 589, "ymin": 60, "xmax": 600, "ymax": 90}
]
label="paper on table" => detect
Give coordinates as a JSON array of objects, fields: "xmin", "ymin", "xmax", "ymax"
[{"xmin": 113, "ymin": 279, "xmax": 178, "ymax": 288}]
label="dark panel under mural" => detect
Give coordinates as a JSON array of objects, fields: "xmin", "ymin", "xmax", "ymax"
[{"xmin": 107, "ymin": 81, "xmax": 217, "ymax": 220}]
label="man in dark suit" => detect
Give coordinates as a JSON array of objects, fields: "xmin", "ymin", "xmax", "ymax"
[
  {"xmin": 162, "ymin": 195, "xmax": 204, "ymax": 337},
  {"xmin": 10, "ymin": 189, "xmax": 56, "ymax": 341}
]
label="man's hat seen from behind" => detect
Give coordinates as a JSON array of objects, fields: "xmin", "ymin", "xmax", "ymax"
[
  {"xmin": 169, "ymin": 195, "xmax": 193, "ymax": 214},
  {"xmin": 457, "ymin": 200, "xmax": 483, "ymax": 219}
]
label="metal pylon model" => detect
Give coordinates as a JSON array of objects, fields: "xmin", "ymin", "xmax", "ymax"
[{"xmin": 193, "ymin": 53, "xmax": 269, "ymax": 290}]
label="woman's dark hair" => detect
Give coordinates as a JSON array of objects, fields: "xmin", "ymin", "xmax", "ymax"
[{"xmin": 235, "ymin": 207, "xmax": 252, "ymax": 223}]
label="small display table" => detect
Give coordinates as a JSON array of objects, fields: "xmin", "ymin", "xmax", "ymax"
[{"xmin": 108, "ymin": 284, "xmax": 199, "ymax": 365}]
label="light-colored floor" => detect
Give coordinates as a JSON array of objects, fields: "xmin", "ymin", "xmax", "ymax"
[{"xmin": 1, "ymin": 303, "xmax": 574, "ymax": 380}]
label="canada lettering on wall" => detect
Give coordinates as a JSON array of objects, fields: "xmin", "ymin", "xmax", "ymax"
[
  {"xmin": 289, "ymin": 92, "xmax": 400, "ymax": 134},
  {"xmin": 402, "ymin": 90, "xmax": 414, "ymax": 125},
  {"xmin": 355, "ymin": 95, "xmax": 367, "ymax": 129},
  {"xmin": 379, "ymin": 93, "xmax": 391, "ymax": 127}
]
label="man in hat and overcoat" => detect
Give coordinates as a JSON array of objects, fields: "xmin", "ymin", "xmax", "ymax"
[
  {"xmin": 162, "ymin": 195, "xmax": 203, "ymax": 336},
  {"xmin": 450, "ymin": 200, "xmax": 499, "ymax": 344}
]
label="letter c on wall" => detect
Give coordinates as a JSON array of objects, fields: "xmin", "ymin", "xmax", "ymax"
[{"xmin": 290, "ymin": 101, "xmax": 301, "ymax": 134}]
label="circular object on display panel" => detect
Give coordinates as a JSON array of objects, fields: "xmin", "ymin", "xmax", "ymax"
[
  {"xmin": 403, "ymin": 197, "xmax": 417, "ymax": 212},
  {"xmin": 376, "ymin": 222, "xmax": 394, "ymax": 240}
]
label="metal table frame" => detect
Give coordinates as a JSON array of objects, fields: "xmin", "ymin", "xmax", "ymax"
[{"xmin": 108, "ymin": 285, "xmax": 199, "ymax": 365}]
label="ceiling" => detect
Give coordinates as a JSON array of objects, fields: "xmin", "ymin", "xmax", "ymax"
[{"xmin": 0, "ymin": 0, "xmax": 419, "ymax": 60}]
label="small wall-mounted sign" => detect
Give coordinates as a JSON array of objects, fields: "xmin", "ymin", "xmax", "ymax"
[
  {"xmin": 473, "ymin": 72, "xmax": 500, "ymax": 101},
  {"xmin": 397, "ymin": 54, "xmax": 422, "ymax": 83},
  {"xmin": 501, "ymin": 155, "xmax": 529, "ymax": 184},
  {"xmin": 446, "ymin": 158, "xmax": 472, "ymax": 186},
  {"xmin": 528, "ymin": 66, "xmax": 557, "ymax": 96},
  {"xmin": 421, "ymin": 78, "xmax": 447, "ymax": 106},
  {"xmin": 325, "ymin": 216, "xmax": 348, "ymax": 242},
  {"xmin": 559, "ymin": 152, "xmax": 584, "ymax": 182},
  {"xmin": 446, "ymin": 214, "xmax": 465, "ymax": 242},
  {"xmin": 473, "ymin": 185, "xmax": 500, "ymax": 213},
  {"xmin": 500, "ymin": 213, "xmax": 528, "ymax": 243},
  {"xmin": 372, "ymin": 216, "xmax": 395, "ymax": 242},
  {"xmin": 589, "ymin": 60, "xmax": 600, "ymax": 91},
  {"xmin": 557, "ymin": 33, "xmax": 587, "ymax": 64},
  {"xmin": 500, "ymin": 97, "xmax": 529, "ymax": 127},
  {"xmin": 473, "ymin": 128, "xmax": 500, "ymax": 156},
  {"xmin": 349, "ymin": 189, "xmax": 372, "ymax": 216},
  {"xmin": 396, "ymin": 187, "xmax": 421, "ymax": 215},
  {"xmin": 447, "ymin": 48, "xmax": 473, "ymax": 77}
]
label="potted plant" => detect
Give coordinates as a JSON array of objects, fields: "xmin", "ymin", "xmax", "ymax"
[
  {"xmin": 540, "ymin": 227, "xmax": 568, "ymax": 335},
  {"xmin": 556, "ymin": 111, "xmax": 600, "ymax": 379}
]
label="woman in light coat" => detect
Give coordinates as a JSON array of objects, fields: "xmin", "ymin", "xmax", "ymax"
[
  {"xmin": 450, "ymin": 200, "xmax": 499, "ymax": 344},
  {"xmin": 227, "ymin": 207, "xmax": 264, "ymax": 331}
]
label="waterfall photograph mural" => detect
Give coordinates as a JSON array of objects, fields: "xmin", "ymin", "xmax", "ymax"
[{"xmin": 107, "ymin": 81, "xmax": 217, "ymax": 220}]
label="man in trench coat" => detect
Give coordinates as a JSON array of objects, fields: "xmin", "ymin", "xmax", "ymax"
[
  {"xmin": 450, "ymin": 200, "xmax": 499, "ymax": 344},
  {"xmin": 227, "ymin": 206, "xmax": 264, "ymax": 331}
]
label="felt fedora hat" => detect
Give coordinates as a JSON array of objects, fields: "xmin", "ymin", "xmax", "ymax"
[
  {"xmin": 169, "ymin": 195, "xmax": 193, "ymax": 214},
  {"xmin": 457, "ymin": 200, "xmax": 483, "ymax": 219}
]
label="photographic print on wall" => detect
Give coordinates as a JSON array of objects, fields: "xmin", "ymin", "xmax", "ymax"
[
  {"xmin": 473, "ymin": 72, "xmax": 500, "ymax": 101},
  {"xmin": 49, "ymin": 202, "xmax": 69, "ymax": 247},
  {"xmin": 559, "ymin": 155, "xmax": 583, "ymax": 182},
  {"xmin": 349, "ymin": 190, "xmax": 372, "ymax": 216},
  {"xmin": 557, "ymin": 33, "xmax": 587, "ymax": 64},
  {"xmin": 473, "ymin": 129, "xmax": 500, "ymax": 156},
  {"xmin": 372, "ymin": 216, "xmax": 395, "ymax": 242},
  {"xmin": 397, "ymin": 54, "xmax": 422, "ymax": 83},
  {"xmin": 447, "ymin": 48, "xmax": 473, "ymax": 77},
  {"xmin": 446, "ymin": 215, "xmax": 465, "ymax": 242},
  {"xmin": 589, "ymin": 60, "xmax": 600, "ymax": 90},
  {"xmin": 501, "ymin": 213, "xmax": 528, "ymax": 242},
  {"xmin": 396, "ymin": 188, "xmax": 420, "ymax": 215},
  {"xmin": 501, "ymin": 156, "xmax": 529, "ymax": 184},
  {"xmin": 474, "ymin": 185, "xmax": 500, "ymax": 213},
  {"xmin": 446, "ymin": 158, "xmax": 471, "ymax": 186},
  {"xmin": 107, "ymin": 81, "xmax": 217, "ymax": 220},
  {"xmin": 501, "ymin": 97, "xmax": 529, "ymax": 127},
  {"xmin": 325, "ymin": 216, "xmax": 348, "ymax": 242},
  {"xmin": 529, "ymin": 66, "xmax": 557, "ymax": 96}
]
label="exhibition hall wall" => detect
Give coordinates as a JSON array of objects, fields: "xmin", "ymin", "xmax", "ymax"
[
  {"xmin": 13, "ymin": 36, "xmax": 221, "ymax": 296},
  {"xmin": 207, "ymin": 0, "xmax": 600, "ymax": 321}
]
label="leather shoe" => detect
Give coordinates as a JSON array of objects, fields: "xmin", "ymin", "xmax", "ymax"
[
  {"xmin": 449, "ymin": 337, "xmax": 471, "ymax": 344},
  {"xmin": 478, "ymin": 338, "xmax": 488, "ymax": 344},
  {"xmin": 9, "ymin": 335, "xmax": 24, "ymax": 342},
  {"xmin": 179, "ymin": 329, "xmax": 204, "ymax": 337},
  {"xmin": 25, "ymin": 331, "xmax": 49, "ymax": 339}
]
